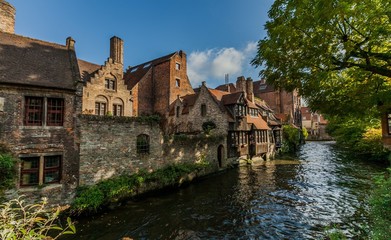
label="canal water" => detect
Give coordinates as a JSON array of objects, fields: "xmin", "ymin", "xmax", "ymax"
[{"xmin": 68, "ymin": 141, "xmax": 386, "ymax": 239}]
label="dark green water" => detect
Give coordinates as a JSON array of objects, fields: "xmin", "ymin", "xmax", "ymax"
[{"xmin": 68, "ymin": 141, "xmax": 386, "ymax": 239}]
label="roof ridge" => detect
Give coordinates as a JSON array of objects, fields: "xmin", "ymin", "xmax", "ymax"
[{"xmin": 0, "ymin": 31, "xmax": 67, "ymax": 48}]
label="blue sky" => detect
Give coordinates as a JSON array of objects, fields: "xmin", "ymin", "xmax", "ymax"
[{"xmin": 8, "ymin": 0, "xmax": 273, "ymax": 88}]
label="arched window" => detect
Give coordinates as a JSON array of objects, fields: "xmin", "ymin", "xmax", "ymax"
[
  {"xmin": 95, "ymin": 95, "xmax": 108, "ymax": 116},
  {"xmin": 113, "ymin": 98, "xmax": 124, "ymax": 116},
  {"xmin": 137, "ymin": 134, "xmax": 150, "ymax": 154}
]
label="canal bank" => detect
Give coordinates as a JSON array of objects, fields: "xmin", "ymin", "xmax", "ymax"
[{"xmin": 65, "ymin": 141, "xmax": 387, "ymax": 239}]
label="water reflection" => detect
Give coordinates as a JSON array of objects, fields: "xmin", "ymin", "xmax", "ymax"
[{"xmin": 67, "ymin": 141, "xmax": 385, "ymax": 239}]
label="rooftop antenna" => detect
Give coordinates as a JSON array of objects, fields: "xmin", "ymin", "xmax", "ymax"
[{"xmin": 225, "ymin": 73, "xmax": 229, "ymax": 85}]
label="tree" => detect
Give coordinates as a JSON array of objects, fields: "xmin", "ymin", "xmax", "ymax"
[{"xmin": 252, "ymin": 0, "xmax": 391, "ymax": 116}]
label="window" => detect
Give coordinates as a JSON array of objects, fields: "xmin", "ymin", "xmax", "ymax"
[
  {"xmin": 95, "ymin": 96, "xmax": 108, "ymax": 116},
  {"xmin": 175, "ymin": 63, "xmax": 180, "ymax": 70},
  {"xmin": 20, "ymin": 157, "xmax": 40, "ymax": 186},
  {"xmin": 47, "ymin": 98, "xmax": 64, "ymax": 126},
  {"xmin": 388, "ymin": 113, "xmax": 391, "ymax": 135},
  {"xmin": 235, "ymin": 104, "xmax": 245, "ymax": 117},
  {"xmin": 105, "ymin": 78, "xmax": 116, "ymax": 90},
  {"xmin": 20, "ymin": 155, "xmax": 61, "ymax": 187},
  {"xmin": 137, "ymin": 134, "xmax": 150, "ymax": 154},
  {"xmin": 176, "ymin": 78, "xmax": 180, "ymax": 87},
  {"xmin": 113, "ymin": 104, "xmax": 123, "ymax": 116},
  {"xmin": 176, "ymin": 106, "xmax": 180, "ymax": 118},
  {"xmin": 95, "ymin": 102, "xmax": 107, "ymax": 116},
  {"xmin": 44, "ymin": 155, "xmax": 61, "ymax": 184},
  {"xmin": 113, "ymin": 98, "xmax": 124, "ymax": 116},
  {"xmin": 25, "ymin": 97, "xmax": 43, "ymax": 126},
  {"xmin": 24, "ymin": 97, "xmax": 64, "ymax": 126},
  {"xmin": 201, "ymin": 104, "xmax": 207, "ymax": 117}
]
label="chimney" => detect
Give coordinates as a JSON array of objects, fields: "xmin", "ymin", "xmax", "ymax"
[
  {"xmin": 246, "ymin": 77, "xmax": 254, "ymax": 102},
  {"xmin": 66, "ymin": 37, "xmax": 75, "ymax": 51},
  {"xmin": 236, "ymin": 76, "xmax": 246, "ymax": 93},
  {"xmin": 0, "ymin": 0, "xmax": 15, "ymax": 34},
  {"xmin": 110, "ymin": 36, "xmax": 124, "ymax": 65}
]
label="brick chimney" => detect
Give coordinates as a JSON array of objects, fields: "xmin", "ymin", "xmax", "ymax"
[
  {"xmin": 110, "ymin": 36, "xmax": 124, "ymax": 65},
  {"xmin": 0, "ymin": 0, "xmax": 15, "ymax": 34},
  {"xmin": 246, "ymin": 77, "xmax": 254, "ymax": 102},
  {"xmin": 236, "ymin": 76, "xmax": 246, "ymax": 93}
]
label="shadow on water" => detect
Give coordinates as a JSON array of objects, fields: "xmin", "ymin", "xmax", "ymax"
[{"xmin": 65, "ymin": 141, "xmax": 387, "ymax": 240}]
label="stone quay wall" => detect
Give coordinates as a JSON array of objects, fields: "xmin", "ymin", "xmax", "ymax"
[{"xmin": 79, "ymin": 115, "xmax": 226, "ymax": 186}]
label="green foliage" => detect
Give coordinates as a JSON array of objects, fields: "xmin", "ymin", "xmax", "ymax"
[
  {"xmin": 79, "ymin": 114, "xmax": 161, "ymax": 125},
  {"xmin": 324, "ymin": 225, "xmax": 347, "ymax": 240},
  {"xmin": 0, "ymin": 144, "xmax": 17, "ymax": 191},
  {"xmin": 0, "ymin": 196, "xmax": 76, "ymax": 239},
  {"xmin": 0, "ymin": 153, "xmax": 16, "ymax": 191},
  {"xmin": 253, "ymin": 0, "xmax": 391, "ymax": 117},
  {"xmin": 326, "ymin": 115, "xmax": 389, "ymax": 161},
  {"xmin": 202, "ymin": 121, "xmax": 217, "ymax": 134},
  {"xmin": 369, "ymin": 168, "xmax": 391, "ymax": 239},
  {"xmin": 71, "ymin": 162, "xmax": 209, "ymax": 215},
  {"xmin": 281, "ymin": 125, "xmax": 301, "ymax": 153},
  {"xmin": 301, "ymin": 127, "xmax": 309, "ymax": 139}
]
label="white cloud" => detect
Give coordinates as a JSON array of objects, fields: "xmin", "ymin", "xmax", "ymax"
[{"xmin": 187, "ymin": 41, "xmax": 260, "ymax": 88}]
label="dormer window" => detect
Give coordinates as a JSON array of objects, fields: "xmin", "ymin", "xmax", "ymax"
[
  {"xmin": 175, "ymin": 63, "xmax": 180, "ymax": 70},
  {"xmin": 105, "ymin": 78, "xmax": 116, "ymax": 90},
  {"xmin": 235, "ymin": 104, "xmax": 245, "ymax": 117}
]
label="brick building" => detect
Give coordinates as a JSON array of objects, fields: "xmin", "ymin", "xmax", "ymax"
[
  {"xmin": 79, "ymin": 37, "xmax": 133, "ymax": 117},
  {"xmin": 124, "ymin": 51, "xmax": 194, "ymax": 116},
  {"xmin": 170, "ymin": 77, "xmax": 274, "ymax": 160},
  {"xmin": 0, "ymin": 8, "xmax": 81, "ymax": 202},
  {"xmin": 252, "ymin": 79, "xmax": 302, "ymax": 127}
]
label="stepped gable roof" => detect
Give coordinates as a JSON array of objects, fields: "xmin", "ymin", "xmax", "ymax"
[
  {"xmin": 215, "ymin": 83, "xmax": 236, "ymax": 93},
  {"xmin": 253, "ymin": 79, "xmax": 276, "ymax": 94},
  {"xmin": 77, "ymin": 59, "xmax": 100, "ymax": 82},
  {"xmin": 246, "ymin": 115, "xmax": 270, "ymax": 130},
  {"xmin": 0, "ymin": 32, "xmax": 76, "ymax": 90},
  {"xmin": 124, "ymin": 51, "xmax": 177, "ymax": 90}
]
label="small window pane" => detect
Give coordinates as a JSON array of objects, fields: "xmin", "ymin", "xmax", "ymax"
[
  {"xmin": 47, "ymin": 98, "xmax": 64, "ymax": 126},
  {"xmin": 44, "ymin": 155, "xmax": 61, "ymax": 184},
  {"xmin": 25, "ymin": 97, "xmax": 43, "ymax": 126},
  {"xmin": 20, "ymin": 157, "xmax": 40, "ymax": 186}
]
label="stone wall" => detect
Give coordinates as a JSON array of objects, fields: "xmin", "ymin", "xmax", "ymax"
[
  {"xmin": 79, "ymin": 115, "xmax": 226, "ymax": 186},
  {"xmin": 0, "ymin": 86, "xmax": 79, "ymax": 203}
]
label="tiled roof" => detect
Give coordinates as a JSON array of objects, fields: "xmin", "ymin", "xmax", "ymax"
[
  {"xmin": 221, "ymin": 92, "xmax": 243, "ymax": 105},
  {"xmin": 181, "ymin": 94, "xmax": 197, "ymax": 114},
  {"xmin": 215, "ymin": 83, "xmax": 236, "ymax": 93},
  {"xmin": 246, "ymin": 115, "xmax": 270, "ymax": 130},
  {"xmin": 253, "ymin": 79, "xmax": 276, "ymax": 94},
  {"xmin": 0, "ymin": 32, "xmax": 76, "ymax": 90},
  {"xmin": 124, "ymin": 51, "xmax": 177, "ymax": 90},
  {"xmin": 77, "ymin": 59, "xmax": 100, "ymax": 82},
  {"xmin": 208, "ymin": 89, "xmax": 230, "ymax": 101}
]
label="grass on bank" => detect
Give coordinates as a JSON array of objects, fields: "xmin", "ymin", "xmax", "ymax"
[{"xmin": 71, "ymin": 161, "xmax": 209, "ymax": 215}]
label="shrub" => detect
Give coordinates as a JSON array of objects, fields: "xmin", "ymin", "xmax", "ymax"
[
  {"xmin": 0, "ymin": 149, "xmax": 17, "ymax": 191},
  {"xmin": 71, "ymin": 162, "xmax": 209, "ymax": 215},
  {"xmin": 0, "ymin": 196, "xmax": 76, "ymax": 239},
  {"xmin": 281, "ymin": 124, "xmax": 301, "ymax": 153},
  {"xmin": 202, "ymin": 121, "xmax": 217, "ymax": 134},
  {"xmin": 369, "ymin": 168, "xmax": 391, "ymax": 240}
]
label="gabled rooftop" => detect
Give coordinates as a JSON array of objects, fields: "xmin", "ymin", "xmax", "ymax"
[
  {"xmin": 124, "ymin": 51, "xmax": 177, "ymax": 90},
  {"xmin": 0, "ymin": 32, "xmax": 77, "ymax": 90}
]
